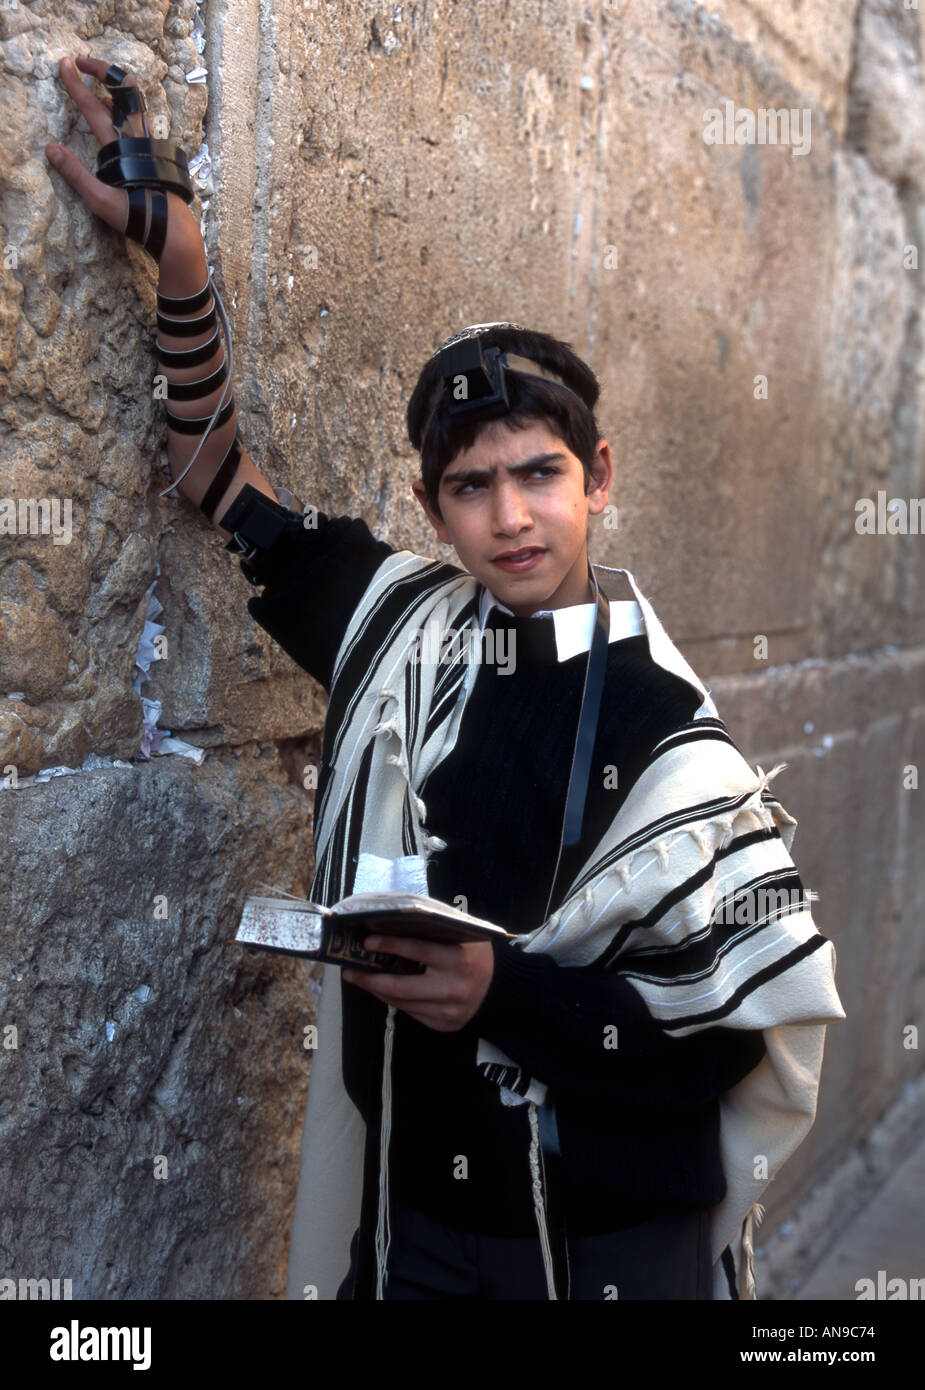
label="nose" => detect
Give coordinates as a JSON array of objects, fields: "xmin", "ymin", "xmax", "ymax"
[{"xmin": 491, "ymin": 478, "xmax": 533, "ymax": 537}]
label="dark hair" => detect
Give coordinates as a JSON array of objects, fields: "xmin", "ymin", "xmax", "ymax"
[{"xmin": 406, "ymin": 326, "xmax": 603, "ymax": 517}]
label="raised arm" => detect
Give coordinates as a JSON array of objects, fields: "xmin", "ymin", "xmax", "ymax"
[
  {"xmin": 44, "ymin": 54, "xmax": 279, "ymax": 542},
  {"xmin": 153, "ymin": 220, "xmax": 278, "ymax": 540},
  {"xmin": 44, "ymin": 53, "xmax": 397, "ymax": 689}
]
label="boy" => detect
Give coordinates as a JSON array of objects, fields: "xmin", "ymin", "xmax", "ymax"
[
  {"xmin": 213, "ymin": 324, "xmax": 846, "ymax": 1303},
  {"xmin": 46, "ymin": 57, "xmax": 846, "ymax": 1302}
]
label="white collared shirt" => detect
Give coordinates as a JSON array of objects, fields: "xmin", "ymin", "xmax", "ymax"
[
  {"xmin": 478, "ymin": 566, "xmax": 717, "ymax": 717},
  {"xmin": 478, "ymin": 585, "xmax": 645, "ymax": 662}
]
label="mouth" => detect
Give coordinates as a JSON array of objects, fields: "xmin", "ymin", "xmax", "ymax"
[{"xmin": 491, "ymin": 546, "xmax": 546, "ymax": 572}]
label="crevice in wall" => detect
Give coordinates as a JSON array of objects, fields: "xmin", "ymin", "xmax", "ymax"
[{"xmin": 843, "ymin": 0, "xmax": 867, "ymax": 157}]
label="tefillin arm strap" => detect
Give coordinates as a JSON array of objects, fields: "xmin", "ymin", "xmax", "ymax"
[
  {"xmin": 531, "ymin": 563, "xmax": 609, "ymax": 1302},
  {"xmin": 543, "ymin": 564, "xmax": 611, "ymax": 918}
]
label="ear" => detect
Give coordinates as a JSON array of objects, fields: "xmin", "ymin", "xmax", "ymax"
[
  {"xmin": 586, "ymin": 440, "xmax": 613, "ymax": 516},
  {"xmin": 411, "ymin": 479, "xmax": 452, "ymax": 544}
]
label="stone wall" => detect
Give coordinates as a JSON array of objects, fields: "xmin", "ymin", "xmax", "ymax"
[{"xmin": 1, "ymin": 0, "xmax": 922, "ymax": 1298}]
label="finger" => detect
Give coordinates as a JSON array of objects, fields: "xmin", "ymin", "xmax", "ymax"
[
  {"xmin": 343, "ymin": 976, "xmax": 451, "ymax": 1029},
  {"xmin": 343, "ymin": 967, "xmax": 445, "ymax": 1003},
  {"xmin": 363, "ymin": 933, "xmax": 462, "ymax": 968},
  {"xmin": 55, "ymin": 56, "xmax": 122, "ymax": 146},
  {"xmin": 44, "ymin": 142, "xmax": 128, "ymax": 235},
  {"xmin": 342, "ymin": 970, "xmax": 391, "ymax": 1001},
  {"xmin": 59, "ymin": 56, "xmax": 147, "ymax": 145},
  {"xmin": 343, "ymin": 968, "xmax": 404, "ymax": 998},
  {"xmin": 78, "ymin": 57, "xmax": 149, "ymax": 140}
]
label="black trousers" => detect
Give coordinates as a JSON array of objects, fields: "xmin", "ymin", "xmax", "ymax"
[{"xmin": 336, "ymin": 1198, "xmax": 714, "ymax": 1300}]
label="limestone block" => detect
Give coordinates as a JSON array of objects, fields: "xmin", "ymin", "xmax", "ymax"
[
  {"xmin": 569, "ymin": 2, "xmax": 834, "ymax": 660},
  {"xmin": 1, "ymin": 7, "xmax": 207, "ymax": 775},
  {"xmin": 844, "ymin": 0, "xmax": 925, "ymax": 190},
  {"xmin": 707, "ymin": 649, "xmax": 925, "ymax": 1226},
  {"xmin": 646, "ymin": 0, "xmax": 858, "ymax": 135},
  {"xmin": 813, "ymin": 152, "xmax": 920, "ymax": 657},
  {"xmin": 0, "ymin": 749, "xmax": 317, "ymax": 1298}
]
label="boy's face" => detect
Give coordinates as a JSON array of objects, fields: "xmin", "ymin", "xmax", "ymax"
[{"xmin": 411, "ymin": 418, "xmax": 613, "ymax": 616}]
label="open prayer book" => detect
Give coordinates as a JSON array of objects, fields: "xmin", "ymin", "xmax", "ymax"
[{"xmin": 234, "ymin": 882, "xmax": 517, "ymax": 975}]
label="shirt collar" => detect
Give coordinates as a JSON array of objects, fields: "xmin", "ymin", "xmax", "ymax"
[
  {"xmin": 478, "ymin": 584, "xmax": 644, "ymax": 663},
  {"xmin": 476, "ymin": 566, "xmax": 714, "ymax": 711}
]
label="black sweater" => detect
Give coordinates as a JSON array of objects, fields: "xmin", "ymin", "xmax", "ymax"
[{"xmin": 239, "ymin": 506, "xmax": 768, "ymax": 1237}]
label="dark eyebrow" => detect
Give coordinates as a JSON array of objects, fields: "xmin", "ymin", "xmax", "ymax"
[{"xmin": 441, "ymin": 452, "xmax": 568, "ymax": 488}]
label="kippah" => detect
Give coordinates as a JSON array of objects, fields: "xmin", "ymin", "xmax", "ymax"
[
  {"xmin": 428, "ymin": 321, "xmax": 528, "ymax": 360},
  {"xmin": 419, "ymin": 323, "xmax": 589, "ymax": 450}
]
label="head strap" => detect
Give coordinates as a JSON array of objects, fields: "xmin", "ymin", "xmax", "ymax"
[{"xmin": 420, "ymin": 325, "xmax": 588, "ymax": 450}]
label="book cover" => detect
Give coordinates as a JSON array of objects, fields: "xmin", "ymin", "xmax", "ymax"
[{"xmin": 233, "ymin": 884, "xmax": 515, "ymax": 974}]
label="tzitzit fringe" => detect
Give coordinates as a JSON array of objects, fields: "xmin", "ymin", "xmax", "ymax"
[
  {"xmin": 528, "ymin": 1101, "xmax": 559, "ymax": 1299},
  {"xmin": 373, "ymin": 1024, "xmax": 564, "ymax": 1300},
  {"xmin": 375, "ymin": 1004, "xmax": 397, "ymax": 1300},
  {"xmin": 742, "ymin": 1201, "xmax": 766, "ymax": 1300}
]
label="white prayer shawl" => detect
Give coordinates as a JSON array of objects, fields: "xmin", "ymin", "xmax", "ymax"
[{"xmin": 284, "ymin": 554, "xmax": 846, "ymax": 1301}]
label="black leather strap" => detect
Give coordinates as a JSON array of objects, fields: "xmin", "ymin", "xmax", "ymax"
[
  {"xmin": 165, "ymin": 355, "xmax": 228, "ymax": 403},
  {"xmin": 95, "ymin": 69, "xmax": 191, "ymax": 264},
  {"xmin": 563, "ymin": 581, "xmax": 610, "ymax": 846},
  {"xmin": 156, "ymin": 304, "xmax": 217, "ymax": 338},
  {"xmin": 157, "ymin": 280, "xmax": 212, "ymax": 315},
  {"xmin": 532, "ymin": 577, "xmax": 609, "ymax": 1301},
  {"xmin": 199, "ymin": 433, "xmax": 243, "ymax": 520},
  {"xmin": 156, "ymin": 326, "xmax": 221, "ymax": 367},
  {"xmin": 216, "ymin": 482, "xmax": 302, "ymax": 574},
  {"xmin": 124, "ymin": 185, "xmax": 149, "ymax": 246},
  {"xmin": 103, "ymin": 64, "xmax": 147, "ymax": 128},
  {"xmin": 542, "ymin": 572, "xmax": 610, "ymax": 919},
  {"xmin": 123, "ymin": 185, "xmax": 169, "ymax": 261},
  {"xmin": 165, "ymin": 393, "xmax": 235, "ymax": 435},
  {"xmin": 96, "ymin": 136, "xmax": 194, "ymax": 203},
  {"xmin": 146, "ymin": 187, "xmax": 168, "ymax": 262}
]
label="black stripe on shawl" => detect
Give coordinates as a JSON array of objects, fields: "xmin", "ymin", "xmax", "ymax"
[
  {"xmin": 340, "ymin": 738, "xmax": 377, "ymax": 900},
  {"xmin": 403, "ymin": 643, "xmax": 421, "ymax": 759},
  {"xmin": 311, "ymin": 778, "xmax": 343, "ymax": 905},
  {"xmin": 423, "ymin": 666, "xmax": 468, "ymax": 744},
  {"xmin": 631, "ymin": 863, "xmax": 806, "ymax": 956},
  {"xmin": 568, "ymin": 783, "xmax": 773, "ymax": 901},
  {"xmin": 657, "ymin": 933, "xmax": 831, "ymax": 1033},
  {"xmin": 422, "ymin": 603, "xmax": 479, "ymax": 742},
  {"xmin": 429, "ymin": 599, "xmax": 479, "ymax": 694},
  {"xmin": 589, "ymin": 831, "xmax": 785, "ymax": 969},
  {"xmin": 312, "ymin": 561, "xmax": 462, "ymax": 834},
  {"xmin": 312, "ymin": 738, "xmax": 376, "ymax": 907},
  {"xmin": 402, "ymin": 784, "xmax": 416, "ymax": 857},
  {"xmin": 721, "ymin": 1245, "xmax": 739, "ymax": 1299},
  {"xmin": 648, "ymin": 716, "xmax": 744, "ymax": 764},
  {"xmin": 476, "ymin": 1061, "xmax": 534, "ymax": 1096},
  {"xmin": 607, "ymin": 868, "xmax": 810, "ymax": 980},
  {"xmin": 630, "ymin": 830, "xmax": 782, "ymax": 940},
  {"xmin": 315, "ymin": 750, "xmax": 333, "ymax": 828},
  {"xmin": 400, "ymin": 658, "xmax": 421, "ymax": 857},
  {"xmin": 325, "ymin": 560, "xmax": 463, "ymax": 772}
]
